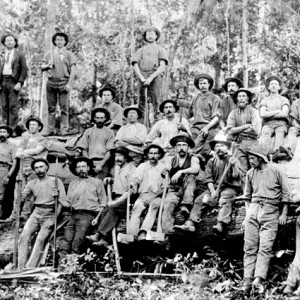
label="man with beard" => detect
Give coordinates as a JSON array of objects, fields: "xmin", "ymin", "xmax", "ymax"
[
  {"xmin": 139, "ymin": 133, "xmax": 199, "ymax": 240},
  {"xmin": 241, "ymin": 145, "xmax": 290, "ymax": 291},
  {"xmin": 146, "ymin": 99, "xmax": 191, "ymax": 157},
  {"xmin": 115, "ymin": 106, "xmax": 147, "ymax": 166},
  {"xmin": 98, "ymin": 84, "xmax": 123, "ymax": 133},
  {"xmin": 18, "ymin": 158, "xmax": 68, "ymax": 269},
  {"xmin": 75, "ymin": 108, "xmax": 115, "ymax": 180},
  {"xmin": 220, "ymin": 77, "xmax": 243, "ymax": 129},
  {"xmin": 131, "ymin": 27, "xmax": 168, "ymax": 121},
  {"xmin": 226, "ymin": 89, "xmax": 261, "ymax": 186},
  {"xmin": 0, "ymin": 125, "xmax": 17, "ymax": 218},
  {"xmin": 59, "ymin": 157, "xmax": 107, "ymax": 259},
  {"xmin": 86, "ymin": 146, "xmax": 136, "ymax": 247},
  {"xmin": 175, "ymin": 136, "xmax": 241, "ymax": 234},
  {"xmin": 127, "ymin": 144, "xmax": 165, "ymax": 239}
]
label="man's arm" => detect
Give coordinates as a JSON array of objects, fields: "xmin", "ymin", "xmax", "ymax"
[
  {"xmin": 18, "ymin": 53, "xmax": 28, "ymax": 85},
  {"xmin": 143, "ymin": 60, "xmax": 166, "ymax": 86}
]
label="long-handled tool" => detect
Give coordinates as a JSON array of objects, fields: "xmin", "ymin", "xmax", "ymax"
[
  {"xmin": 146, "ymin": 174, "xmax": 169, "ymax": 241},
  {"xmin": 144, "ymin": 87, "xmax": 149, "ymax": 131},
  {"xmin": 53, "ymin": 156, "xmax": 59, "ymax": 269}
]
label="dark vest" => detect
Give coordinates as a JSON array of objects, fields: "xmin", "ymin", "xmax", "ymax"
[{"xmin": 169, "ymin": 154, "xmax": 192, "ymax": 186}]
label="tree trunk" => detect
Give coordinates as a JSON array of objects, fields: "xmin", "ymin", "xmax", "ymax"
[
  {"xmin": 120, "ymin": 31, "xmax": 128, "ymax": 107},
  {"xmin": 242, "ymin": 0, "xmax": 248, "ymax": 87},
  {"xmin": 225, "ymin": 0, "xmax": 231, "ymax": 77},
  {"xmin": 130, "ymin": 0, "xmax": 135, "ymax": 105}
]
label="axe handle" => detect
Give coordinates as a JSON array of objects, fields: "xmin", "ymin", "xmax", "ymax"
[
  {"xmin": 126, "ymin": 182, "xmax": 131, "ymax": 233},
  {"xmin": 144, "ymin": 87, "xmax": 149, "ymax": 130},
  {"xmin": 156, "ymin": 174, "xmax": 169, "ymax": 233},
  {"xmin": 107, "ymin": 182, "xmax": 112, "ymax": 202}
]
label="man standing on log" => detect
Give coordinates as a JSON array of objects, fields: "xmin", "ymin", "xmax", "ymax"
[
  {"xmin": 42, "ymin": 32, "xmax": 76, "ymax": 136},
  {"xmin": 242, "ymin": 145, "xmax": 290, "ymax": 291},
  {"xmin": 0, "ymin": 33, "xmax": 28, "ymax": 134},
  {"xmin": 18, "ymin": 158, "xmax": 68, "ymax": 269},
  {"xmin": 131, "ymin": 27, "xmax": 168, "ymax": 121}
]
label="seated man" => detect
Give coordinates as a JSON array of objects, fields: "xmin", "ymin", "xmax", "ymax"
[
  {"xmin": 86, "ymin": 146, "xmax": 136, "ymax": 246},
  {"xmin": 176, "ymin": 136, "xmax": 241, "ymax": 234},
  {"xmin": 115, "ymin": 106, "xmax": 147, "ymax": 166},
  {"xmin": 18, "ymin": 158, "xmax": 68, "ymax": 269}
]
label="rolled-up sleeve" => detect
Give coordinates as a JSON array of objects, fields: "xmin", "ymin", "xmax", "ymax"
[
  {"xmin": 278, "ymin": 169, "xmax": 291, "ymax": 203},
  {"xmin": 243, "ymin": 169, "xmax": 253, "ymax": 201},
  {"xmin": 97, "ymin": 180, "xmax": 107, "ymax": 207}
]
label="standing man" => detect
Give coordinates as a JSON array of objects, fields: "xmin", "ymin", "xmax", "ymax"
[
  {"xmin": 42, "ymin": 32, "xmax": 76, "ymax": 136},
  {"xmin": 242, "ymin": 145, "xmax": 290, "ymax": 291},
  {"xmin": 18, "ymin": 158, "xmax": 68, "ymax": 269},
  {"xmin": 115, "ymin": 106, "xmax": 147, "ymax": 166},
  {"xmin": 59, "ymin": 157, "xmax": 107, "ymax": 259},
  {"xmin": 131, "ymin": 27, "xmax": 168, "ymax": 121},
  {"xmin": 259, "ymin": 75, "xmax": 290, "ymax": 155},
  {"xmin": 75, "ymin": 108, "xmax": 115, "ymax": 180},
  {"xmin": 0, "ymin": 34, "xmax": 28, "ymax": 133}
]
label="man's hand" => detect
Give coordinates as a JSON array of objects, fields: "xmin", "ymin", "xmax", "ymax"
[
  {"xmin": 211, "ymin": 190, "xmax": 218, "ymax": 200},
  {"xmin": 3, "ymin": 176, "xmax": 10, "ymax": 185},
  {"xmin": 103, "ymin": 177, "xmax": 113, "ymax": 186},
  {"xmin": 64, "ymin": 83, "xmax": 71, "ymax": 91},
  {"xmin": 144, "ymin": 196, "xmax": 155, "ymax": 206},
  {"xmin": 177, "ymin": 123, "xmax": 187, "ymax": 132},
  {"xmin": 143, "ymin": 77, "xmax": 153, "ymax": 86},
  {"xmin": 229, "ymin": 157, "xmax": 238, "ymax": 166},
  {"xmin": 94, "ymin": 164, "xmax": 103, "ymax": 174},
  {"xmin": 91, "ymin": 217, "xmax": 99, "ymax": 226},
  {"xmin": 161, "ymin": 168, "xmax": 169, "ymax": 177},
  {"xmin": 199, "ymin": 126, "xmax": 209, "ymax": 137},
  {"xmin": 13, "ymin": 82, "xmax": 21, "ymax": 91},
  {"xmin": 44, "ymin": 219, "xmax": 54, "ymax": 230},
  {"xmin": 171, "ymin": 171, "xmax": 182, "ymax": 184},
  {"xmin": 52, "ymin": 189, "xmax": 59, "ymax": 198},
  {"xmin": 279, "ymin": 214, "xmax": 287, "ymax": 225}
]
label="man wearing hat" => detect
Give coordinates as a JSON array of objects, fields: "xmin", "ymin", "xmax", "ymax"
[
  {"xmin": 146, "ymin": 99, "xmax": 191, "ymax": 156},
  {"xmin": 75, "ymin": 107, "xmax": 114, "ymax": 180},
  {"xmin": 86, "ymin": 146, "xmax": 136, "ymax": 247},
  {"xmin": 126, "ymin": 143, "xmax": 165, "ymax": 239},
  {"xmin": 18, "ymin": 158, "xmax": 68, "ymax": 269},
  {"xmin": 0, "ymin": 34, "xmax": 28, "ymax": 132},
  {"xmin": 226, "ymin": 88, "xmax": 261, "ymax": 185},
  {"xmin": 220, "ymin": 77, "xmax": 243, "ymax": 128},
  {"xmin": 59, "ymin": 157, "xmax": 107, "ymax": 259},
  {"xmin": 98, "ymin": 84, "xmax": 123, "ymax": 133},
  {"xmin": 131, "ymin": 27, "xmax": 168, "ymax": 120},
  {"xmin": 115, "ymin": 105, "xmax": 147, "ymax": 166},
  {"xmin": 241, "ymin": 145, "xmax": 290, "ymax": 291},
  {"xmin": 42, "ymin": 32, "xmax": 76, "ymax": 136},
  {"xmin": 259, "ymin": 75, "xmax": 290, "ymax": 154},
  {"xmin": 0, "ymin": 125, "xmax": 17, "ymax": 218},
  {"xmin": 177, "ymin": 74, "xmax": 222, "ymax": 159}
]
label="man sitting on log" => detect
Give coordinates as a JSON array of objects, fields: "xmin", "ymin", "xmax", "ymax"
[
  {"xmin": 175, "ymin": 135, "xmax": 241, "ymax": 234},
  {"xmin": 115, "ymin": 106, "xmax": 147, "ymax": 166},
  {"xmin": 241, "ymin": 145, "xmax": 290, "ymax": 292},
  {"xmin": 86, "ymin": 146, "xmax": 136, "ymax": 247},
  {"xmin": 18, "ymin": 158, "xmax": 68, "ymax": 269}
]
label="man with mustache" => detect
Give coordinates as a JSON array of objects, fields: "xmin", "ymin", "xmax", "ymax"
[
  {"xmin": 18, "ymin": 158, "xmax": 68, "ymax": 269},
  {"xmin": 75, "ymin": 108, "xmax": 115, "ymax": 180},
  {"xmin": 241, "ymin": 145, "xmax": 290, "ymax": 291},
  {"xmin": 59, "ymin": 157, "xmax": 107, "ymax": 260},
  {"xmin": 115, "ymin": 106, "xmax": 147, "ymax": 166},
  {"xmin": 86, "ymin": 146, "xmax": 136, "ymax": 247},
  {"xmin": 146, "ymin": 99, "xmax": 191, "ymax": 156}
]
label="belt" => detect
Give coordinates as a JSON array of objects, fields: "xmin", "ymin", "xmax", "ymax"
[
  {"xmin": 71, "ymin": 209, "xmax": 97, "ymax": 216},
  {"xmin": 251, "ymin": 198, "xmax": 278, "ymax": 206},
  {"xmin": 48, "ymin": 77, "xmax": 69, "ymax": 82},
  {"xmin": 35, "ymin": 204, "xmax": 55, "ymax": 209}
]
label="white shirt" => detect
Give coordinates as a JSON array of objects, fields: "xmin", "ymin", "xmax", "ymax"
[{"xmin": 2, "ymin": 49, "xmax": 14, "ymax": 75}]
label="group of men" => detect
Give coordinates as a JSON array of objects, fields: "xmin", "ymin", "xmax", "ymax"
[{"xmin": 0, "ymin": 26, "xmax": 299, "ymax": 295}]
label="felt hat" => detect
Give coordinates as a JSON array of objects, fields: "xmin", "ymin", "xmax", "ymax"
[
  {"xmin": 52, "ymin": 32, "xmax": 68, "ymax": 46},
  {"xmin": 143, "ymin": 27, "xmax": 161, "ymax": 42},
  {"xmin": 144, "ymin": 143, "xmax": 165, "ymax": 159},
  {"xmin": 1, "ymin": 34, "xmax": 18, "ymax": 48},
  {"xmin": 265, "ymin": 75, "xmax": 282, "ymax": 91},
  {"xmin": 69, "ymin": 156, "xmax": 94, "ymax": 176},
  {"xmin": 0, "ymin": 124, "xmax": 13, "ymax": 137},
  {"xmin": 31, "ymin": 158, "xmax": 49, "ymax": 171},
  {"xmin": 222, "ymin": 77, "xmax": 243, "ymax": 92},
  {"xmin": 209, "ymin": 135, "xmax": 232, "ymax": 149},
  {"xmin": 159, "ymin": 99, "xmax": 179, "ymax": 113},
  {"xmin": 99, "ymin": 84, "xmax": 116, "ymax": 98},
  {"xmin": 91, "ymin": 107, "xmax": 111, "ymax": 122},
  {"xmin": 170, "ymin": 133, "xmax": 195, "ymax": 148},
  {"xmin": 25, "ymin": 116, "xmax": 44, "ymax": 132},
  {"xmin": 112, "ymin": 146, "xmax": 132, "ymax": 161},
  {"xmin": 232, "ymin": 88, "xmax": 254, "ymax": 105},
  {"xmin": 123, "ymin": 105, "xmax": 143, "ymax": 119},
  {"xmin": 247, "ymin": 145, "xmax": 269, "ymax": 163},
  {"xmin": 194, "ymin": 74, "xmax": 214, "ymax": 90}
]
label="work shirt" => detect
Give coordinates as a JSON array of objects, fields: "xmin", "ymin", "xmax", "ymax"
[
  {"xmin": 146, "ymin": 116, "xmax": 191, "ymax": 149},
  {"xmin": 68, "ymin": 176, "xmax": 107, "ymax": 211},
  {"xmin": 243, "ymin": 164, "xmax": 290, "ymax": 205},
  {"xmin": 22, "ymin": 175, "xmax": 67, "ymax": 206},
  {"xmin": 76, "ymin": 126, "xmax": 115, "ymax": 159},
  {"xmin": 220, "ymin": 94, "xmax": 236, "ymax": 125},
  {"xmin": 115, "ymin": 122, "xmax": 147, "ymax": 154},
  {"xmin": 131, "ymin": 161, "xmax": 164, "ymax": 194},
  {"xmin": 113, "ymin": 163, "xmax": 136, "ymax": 195},
  {"xmin": 100, "ymin": 102, "xmax": 123, "ymax": 128},
  {"xmin": 227, "ymin": 105, "xmax": 262, "ymax": 139},
  {"xmin": 2, "ymin": 49, "xmax": 14, "ymax": 75},
  {"xmin": 0, "ymin": 140, "xmax": 17, "ymax": 164}
]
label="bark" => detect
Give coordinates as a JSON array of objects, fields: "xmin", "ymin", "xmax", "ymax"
[{"xmin": 242, "ymin": 0, "xmax": 248, "ymax": 87}]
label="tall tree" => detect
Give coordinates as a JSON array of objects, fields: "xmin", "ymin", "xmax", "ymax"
[{"xmin": 242, "ymin": 0, "xmax": 248, "ymax": 87}]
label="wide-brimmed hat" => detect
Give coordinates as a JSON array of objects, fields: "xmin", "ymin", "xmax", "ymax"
[
  {"xmin": 159, "ymin": 99, "xmax": 179, "ymax": 113},
  {"xmin": 144, "ymin": 143, "xmax": 165, "ymax": 159},
  {"xmin": 170, "ymin": 133, "xmax": 195, "ymax": 148},
  {"xmin": 209, "ymin": 137, "xmax": 231, "ymax": 149},
  {"xmin": 99, "ymin": 84, "xmax": 116, "ymax": 98},
  {"xmin": 222, "ymin": 77, "xmax": 243, "ymax": 92},
  {"xmin": 124, "ymin": 105, "xmax": 143, "ymax": 119},
  {"xmin": 194, "ymin": 74, "xmax": 214, "ymax": 90},
  {"xmin": 31, "ymin": 158, "xmax": 49, "ymax": 171},
  {"xmin": 0, "ymin": 124, "xmax": 13, "ymax": 137},
  {"xmin": 1, "ymin": 34, "xmax": 18, "ymax": 48},
  {"xmin": 232, "ymin": 88, "xmax": 254, "ymax": 105},
  {"xmin": 247, "ymin": 145, "xmax": 268, "ymax": 163},
  {"xmin": 69, "ymin": 156, "xmax": 94, "ymax": 176},
  {"xmin": 25, "ymin": 116, "xmax": 44, "ymax": 132},
  {"xmin": 143, "ymin": 27, "xmax": 161, "ymax": 42},
  {"xmin": 265, "ymin": 75, "xmax": 282, "ymax": 91},
  {"xmin": 91, "ymin": 107, "xmax": 111, "ymax": 122},
  {"xmin": 52, "ymin": 32, "xmax": 68, "ymax": 46},
  {"xmin": 111, "ymin": 146, "xmax": 132, "ymax": 161}
]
